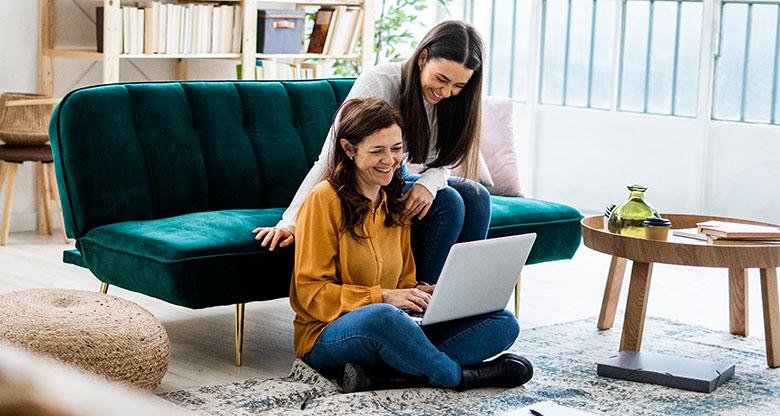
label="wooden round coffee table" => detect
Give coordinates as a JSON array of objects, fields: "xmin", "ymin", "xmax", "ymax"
[{"xmin": 581, "ymin": 213, "xmax": 780, "ymax": 367}]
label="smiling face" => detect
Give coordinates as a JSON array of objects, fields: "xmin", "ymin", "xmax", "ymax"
[
  {"xmin": 417, "ymin": 51, "xmax": 475, "ymax": 105},
  {"xmin": 341, "ymin": 124, "xmax": 404, "ymax": 201}
]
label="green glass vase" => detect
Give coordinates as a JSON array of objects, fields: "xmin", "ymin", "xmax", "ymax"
[{"xmin": 607, "ymin": 185, "xmax": 660, "ymax": 238}]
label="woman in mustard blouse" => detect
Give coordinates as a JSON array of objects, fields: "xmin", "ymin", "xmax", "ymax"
[{"xmin": 289, "ymin": 97, "xmax": 532, "ymax": 393}]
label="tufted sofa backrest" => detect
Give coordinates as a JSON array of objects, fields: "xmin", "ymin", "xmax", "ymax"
[{"xmin": 49, "ymin": 79, "xmax": 355, "ymax": 239}]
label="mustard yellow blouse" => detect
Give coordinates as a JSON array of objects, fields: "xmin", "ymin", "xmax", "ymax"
[{"xmin": 289, "ymin": 181, "xmax": 417, "ymax": 358}]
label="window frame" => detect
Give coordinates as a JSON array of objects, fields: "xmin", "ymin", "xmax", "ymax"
[{"xmin": 712, "ymin": 0, "xmax": 780, "ymax": 124}]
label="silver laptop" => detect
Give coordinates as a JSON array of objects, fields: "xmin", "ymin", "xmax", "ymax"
[{"xmin": 407, "ymin": 233, "xmax": 536, "ymax": 326}]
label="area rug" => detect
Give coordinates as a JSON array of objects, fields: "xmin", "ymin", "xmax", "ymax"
[{"xmin": 159, "ymin": 316, "xmax": 780, "ymax": 415}]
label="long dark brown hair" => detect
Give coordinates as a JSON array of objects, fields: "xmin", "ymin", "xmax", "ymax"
[
  {"xmin": 326, "ymin": 98, "xmax": 407, "ymax": 239},
  {"xmin": 400, "ymin": 20, "xmax": 484, "ymax": 182}
]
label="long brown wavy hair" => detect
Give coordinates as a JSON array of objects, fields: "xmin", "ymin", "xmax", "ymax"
[
  {"xmin": 326, "ymin": 98, "xmax": 407, "ymax": 240},
  {"xmin": 400, "ymin": 20, "xmax": 484, "ymax": 182}
]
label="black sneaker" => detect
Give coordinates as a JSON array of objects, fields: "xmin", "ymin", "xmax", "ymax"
[
  {"xmin": 340, "ymin": 362, "xmax": 372, "ymax": 393},
  {"xmin": 457, "ymin": 353, "xmax": 534, "ymax": 391},
  {"xmin": 339, "ymin": 362, "xmax": 429, "ymax": 393}
]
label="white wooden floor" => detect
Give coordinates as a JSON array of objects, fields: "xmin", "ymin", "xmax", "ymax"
[{"xmin": 0, "ymin": 229, "xmax": 772, "ymax": 393}]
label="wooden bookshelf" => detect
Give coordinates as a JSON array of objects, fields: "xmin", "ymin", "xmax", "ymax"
[
  {"xmin": 256, "ymin": 53, "xmax": 362, "ymax": 60},
  {"xmin": 37, "ymin": 0, "xmax": 374, "ymax": 88},
  {"xmin": 45, "ymin": 49, "xmax": 106, "ymax": 61}
]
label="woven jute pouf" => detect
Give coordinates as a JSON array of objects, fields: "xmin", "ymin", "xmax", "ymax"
[{"xmin": 0, "ymin": 288, "xmax": 170, "ymax": 391}]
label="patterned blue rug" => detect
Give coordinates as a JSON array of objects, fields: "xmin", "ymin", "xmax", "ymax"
[{"xmin": 159, "ymin": 316, "xmax": 780, "ymax": 415}]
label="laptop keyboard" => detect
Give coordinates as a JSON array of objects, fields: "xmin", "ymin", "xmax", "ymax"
[
  {"xmin": 403, "ymin": 309, "xmax": 425, "ymax": 325},
  {"xmin": 404, "ymin": 310, "xmax": 424, "ymax": 319}
]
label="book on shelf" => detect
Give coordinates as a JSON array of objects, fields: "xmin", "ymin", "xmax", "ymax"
[
  {"xmin": 96, "ymin": 2, "xmax": 243, "ymax": 55},
  {"xmin": 157, "ymin": 3, "xmax": 166, "ymax": 53},
  {"xmin": 236, "ymin": 61, "xmax": 264, "ymax": 80},
  {"xmin": 137, "ymin": 8, "xmax": 146, "ymax": 54},
  {"xmin": 144, "ymin": 6, "xmax": 154, "ymax": 54},
  {"xmin": 193, "ymin": 4, "xmax": 203, "ymax": 53},
  {"xmin": 696, "ymin": 220, "xmax": 780, "ymax": 240},
  {"xmin": 168, "ymin": 3, "xmax": 178, "ymax": 53},
  {"xmin": 347, "ymin": 8, "xmax": 364, "ymax": 55},
  {"xmin": 222, "ymin": 6, "xmax": 235, "ymax": 53},
  {"xmin": 219, "ymin": 5, "xmax": 230, "ymax": 53},
  {"xmin": 306, "ymin": 8, "xmax": 333, "ymax": 54},
  {"xmin": 321, "ymin": 6, "xmax": 343, "ymax": 54},
  {"xmin": 248, "ymin": 60, "xmax": 320, "ymax": 80},
  {"xmin": 122, "ymin": 6, "xmax": 146, "ymax": 54},
  {"xmin": 299, "ymin": 63, "xmax": 322, "ymax": 79},
  {"xmin": 328, "ymin": 6, "xmax": 359, "ymax": 55},
  {"xmin": 211, "ymin": 5, "xmax": 218, "ymax": 53},
  {"xmin": 96, "ymin": 6, "xmax": 104, "ymax": 52},
  {"xmin": 123, "ymin": 7, "xmax": 131, "ymax": 53},
  {"xmin": 231, "ymin": 5, "xmax": 242, "ymax": 53},
  {"xmin": 307, "ymin": 6, "xmax": 363, "ymax": 56},
  {"xmin": 307, "ymin": 8, "xmax": 334, "ymax": 54},
  {"xmin": 181, "ymin": 5, "xmax": 192, "ymax": 54}
]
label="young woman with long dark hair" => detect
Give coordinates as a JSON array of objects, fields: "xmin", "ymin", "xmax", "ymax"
[
  {"xmin": 254, "ymin": 20, "xmax": 491, "ymax": 284},
  {"xmin": 290, "ymin": 97, "xmax": 531, "ymax": 392}
]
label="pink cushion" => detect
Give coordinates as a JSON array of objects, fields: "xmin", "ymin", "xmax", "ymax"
[
  {"xmin": 450, "ymin": 150, "xmax": 494, "ymax": 186},
  {"xmin": 480, "ymin": 96, "xmax": 524, "ymax": 197},
  {"xmin": 405, "ymin": 96, "xmax": 524, "ymax": 197}
]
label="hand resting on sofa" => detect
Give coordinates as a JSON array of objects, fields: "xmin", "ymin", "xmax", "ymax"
[{"xmin": 253, "ymin": 226, "xmax": 294, "ymax": 251}]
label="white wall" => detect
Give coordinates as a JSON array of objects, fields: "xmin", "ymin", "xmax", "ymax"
[
  {"xmin": 518, "ymin": 104, "xmax": 780, "ymax": 225},
  {"xmin": 705, "ymin": 122, "xmax": 780, "ymax": 223},
  {"xmin": 531, "ymin": 106, "xmax": 704, "ymax": 217}
]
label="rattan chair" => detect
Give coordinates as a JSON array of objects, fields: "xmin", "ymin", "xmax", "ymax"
[
  {"xmin": 0, "ymin": 93, "xmax": 67, "ymax": 245},
  {"xmin": 0, "ymin": 93, "xmax": 54, "ymax": 146}
]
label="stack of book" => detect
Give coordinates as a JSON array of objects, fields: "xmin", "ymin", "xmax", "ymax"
[
  {"xmin": 306, "ymin": 6, "xmax": 364, "ymax": 55},
  {"xmin": 673, "ymin": 220, "xmax": 780, "ymax": 245},
  {"xmin": 239, "ymin": 60, "xmax": 322, "ymax": 80},
  {"xmin": 97, "ymin": 3, "xmax": 243, "ymax": 55}
]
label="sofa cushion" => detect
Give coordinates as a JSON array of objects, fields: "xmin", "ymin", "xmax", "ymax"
[
  {"xmin": 63, "ymin": 248, "xmax": 87, "ymax": 268},
  {"xmin": 488, "ymin": 196, "xmax": 582, "ymax": 265},
  {"xmin": 77, "ymin": 209, "xmax": 293, "ymax": 309}
]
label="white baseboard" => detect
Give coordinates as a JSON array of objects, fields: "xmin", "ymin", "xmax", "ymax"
[{"xmin": 4, "ymin": 211, "xmax": 64, "ymax": 233}]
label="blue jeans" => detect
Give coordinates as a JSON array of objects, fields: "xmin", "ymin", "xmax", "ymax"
[
  {"xmin": 403, "ymin": 170, "xmax": 492, "ymax": 284},
  {"xmin": 302, "ymin": 303, "xmax": 519, "ymax": 388}
]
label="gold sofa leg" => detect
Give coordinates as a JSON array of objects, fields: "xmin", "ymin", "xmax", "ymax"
[
  {"xmin": 514, "ymin": 272, "xmax": 522, "ymax": 317},
  {"xmin": 235, "ymin": 303, "xmax": 245, "ymax": 366},
  {"xmin": 99, "ymin": 282, "xmax": 109, "ymax": 294}
]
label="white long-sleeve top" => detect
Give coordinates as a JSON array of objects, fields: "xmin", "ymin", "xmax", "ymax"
[{"xmin": 276, "ymin": 62, "xmax": 451, "ymax": 234}]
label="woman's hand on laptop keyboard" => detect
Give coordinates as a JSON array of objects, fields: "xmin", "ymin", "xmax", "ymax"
[
  {"xmin": 415, "ymin": 284, "xmax": 435, "ymax": 295},
  {"xmin": 381, "ymin": 288, "xmax": 431, "ymax": 312}
]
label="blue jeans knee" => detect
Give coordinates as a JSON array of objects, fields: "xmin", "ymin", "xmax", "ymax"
[{"xmin": 448, "ymin": 178, "xmax": 492, "ymax": 242}]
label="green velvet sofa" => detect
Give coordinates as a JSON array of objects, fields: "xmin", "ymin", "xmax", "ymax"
[{"xmin": 49, "ymin": 79, "xmax": 582, "ymax": 365}]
